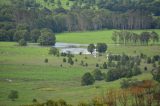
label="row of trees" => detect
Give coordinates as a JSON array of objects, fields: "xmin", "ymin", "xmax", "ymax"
[
  {"xmin": 87, "ymin": 43, "xmax": 107, "ymax": 54},
  {"xmin": 112, "ymin": 31, "xmax": 159, "ymax": 45},
  {"xmin": 0, "ymin": 25, "xmax": 56, "ymax": 46}
]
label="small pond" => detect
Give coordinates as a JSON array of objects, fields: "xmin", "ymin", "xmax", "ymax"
[{"xmin": 53, "ymin": 42, "xmax": 91, "ymax": 54}]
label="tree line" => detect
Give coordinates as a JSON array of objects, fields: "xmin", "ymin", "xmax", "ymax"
[
  {"xmin": 112, "ymin": 30, "xmax": 159, "ymax": 45},
  {"xmin": 0, "ymin": 0, "xmax": 160, "ymax": 42}
]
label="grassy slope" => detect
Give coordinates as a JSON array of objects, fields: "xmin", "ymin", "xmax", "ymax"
[
  {"xmin": 0, "ymin": 41, "xmax": 157, "ymax": 106},
  {"xmin": 56, "ymin": 29, "xmax": 160, "ymax": 44}
]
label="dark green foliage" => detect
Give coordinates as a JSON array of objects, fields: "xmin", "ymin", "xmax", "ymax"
[
  {"xmin": 44, "ymin": 58, "xmax": 48, "ymax": 63},
  {"xmin": 68, "ymin": 57, "xmax": 74, "ymax": 65},
  {"xmin": 147, "ymin": 57, "xmax": 152, "ymax": 64},
  {"xmin": 105, "ymin": 69, "xmax": 119, "ymax": 81},
  {"xmin": 96, "ymin": 63, "xmax": 99, "ymax": 67},
  {"xmin": 144, "ymin": 66, "xmax": 148, "ymax": 71},
  {"xmin": 140, "ymin": 32, "xmax": 151, "ymax": 45},
  {"xmin": 75, "ymin": 59, "xmax": 78, "ymax": 62},
  {"xmin": 61, "ymin": 52, "xmax": 67, "ymax": 57},
  {"xmin": 38, "ymin": 29, "xmax": 56, "ymax": 46},
  {"xmin": 80, "ymin": 60, "xmax": 84, "ymax": 66},
  {"xmin": 87, "ymin": 44, "xmax": 95, "ymax": 54},
  {"xmin": 8, "ymin": 90, "xmax": 18, "ymax": 101},
  {"xmin": 13, "ymin": 30, "xmax": 29, "ymax": 41},
  {"xmin": 85, "ymin": 63, "xmax": 88, "ymax": 67},
  {"xmin": 32, "ymin": 98, "xmax": 37, "ymax": 103},
  {"xmin": 153, "ymin": 63, "xmax": 156, "ymax": 68},
  {"xmin": 63, "ymin": 58, "xmax": 66, "ymax": 63},
  {"xmin": 102, "ymin": 62, "xmax": 107, "ymax": 69},
  {"xmin": 105, "ymin": 54, "xmax": 142, "ymax": 81},
  {"xmin": 132, "ymin": 65, "xmax": 141, "ymax": 76},
  {"xmin": 49, "ymin": 47, "xmax": 59, "ymax": 56},
  {"xmin": 152, "ymin": 66, "xmax": 160, "ymax": 82},
  {"xmin": 112, "ymin": 31, "xmax": 159, "ymax": 45},
  {"xmin": 18, "ymin": 39, "xmax": 27, "ymax": 46},
  {"xmin": 96, "ymin": 43, "xmax": 107, "ymax": 53},
  {"xmin": 81, "ymin": 72, "xmax": 95, "ymax": 86},
  {"xmin": 92, "ymin": 69, "xmax": 103, "ymax": 81},
  {"xmin": 30, "ymin": 29, "xmax": 41, "ymax": 43}
]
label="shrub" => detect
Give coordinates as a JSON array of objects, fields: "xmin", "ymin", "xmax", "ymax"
[
  {"xmin": 105, "ymin": 69, "xmax": 119, "ymax": 81},
  {"xmin": 153, "ymin": 63, "xmax": 156, "ymax": 67},
  {"xmin": 147, "ymin": 57, "xmax": 152, "ymax": 64},
  {"xmin": 103, "ymin": 62, "xmax": 107, "ymax": 69},
  {"xmin": 85, "ymin": 63, "xmax": 88, "ymax": 67},
  {"xmin": 18, "ymin": 39, "xmax": 27, "ymax": 46},
  {"xmin": 96, "ymin": 43, "xmax": 107, "ymax": 53},
  {"xmin": 79, "ymin": 52, "xmax": 82, "ymax": 55},
  {"xmin": 63, "ymin": 58, "xmax": 66, "ymax": 62},
  {"xmin": 92, "ymin": 69, "xmax": 103, "ymax": 81},
  {"xmin": 68, "ymin": 57, "xmax": 74, "ymax": 65},
  {"xmin": 96, "ymin": 63, "xmax": 99, "ymax": 67},
  {"xmin": 44, "ymin": 58, "xmax": 48, "ymax": 63},
  {"xmin": 8, "ymin": 90, "xmax": 19, "ymax": 101},
  {"xmin": 132, "ymin": 66, "xmax": 141, "ymax": 76},
  {"xmin": 152, "ymin": 66, "xmax": 160, "ymax": 83},
  {"xmin": 61, "ymin": 52, "xmax": 67, "ymax": 57},
  {"xmin": 49, "ymin": 47, "xmax": 59, "ymax": 56},
  {"xmin": 84, "ymin": 56, "xmax": 87, "ymax": 59},
  {"xmin": 81, "ymin": 72, "xmax": 95, "ymax": 86},
  {"xmin": 81, "ymin": 60, "xmax": 84, "ymax": 66},
  {"xmin": 87, "ymin": 44, "xmax": 95, "ymax": 54},
  {"xmin": 75, "ymin": 59, "xmax": 78, "ymax": 62},
  {"xmin": 144, "ymin": 66, "xmax": 148, "ymax": 71},
  {"xmin": 32, "ymin": 98, "xmax": 37, "ymax": 103}
]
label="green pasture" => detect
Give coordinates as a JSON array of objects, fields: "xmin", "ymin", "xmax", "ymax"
[
  {"xmin": 56, "ymin": 29, "xmax": 160, "ymax": 44},
  {"xmin": 0, "ymin": 41, "xmax": 157, "ymax": 106}
]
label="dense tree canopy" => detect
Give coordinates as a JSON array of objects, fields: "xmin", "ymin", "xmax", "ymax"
[{"xmin": 0, "ymin": 0, "xmax": 160, "ymax": 43}]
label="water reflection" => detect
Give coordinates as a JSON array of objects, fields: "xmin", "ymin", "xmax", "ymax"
[{"xmin": 53, "ymin": 42, "xmax": 90, "ymax": 54}]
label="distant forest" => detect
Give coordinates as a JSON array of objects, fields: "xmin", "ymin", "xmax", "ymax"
[{"xmin": 0, "ymin": 0, "xmax": 160, "ymax": 41}]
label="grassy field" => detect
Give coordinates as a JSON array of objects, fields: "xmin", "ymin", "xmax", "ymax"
[
  {"xmin": 56, "ymin": 29, "xmax": 160, "ymax": 44},
  {"xmin": 0, "ymin": 29, "xmax": 160, "ymax": 106},
  {"xmin": 0, "ymin": 40, "xmax": 158, "ymax": 106}
]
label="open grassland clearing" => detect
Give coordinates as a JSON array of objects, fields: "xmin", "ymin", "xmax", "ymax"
[
  {"xmin": 0, "ymin": 41, "xmax": 158, "ymax": 106},
  {"xmin": 56, "ymin": 29, "xmax": 160, "ymax": 44}
]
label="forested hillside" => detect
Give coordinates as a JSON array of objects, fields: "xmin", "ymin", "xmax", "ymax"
[{"xmin": 0, "ymin": 0, "xmax": 160, "ymax": 42}]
